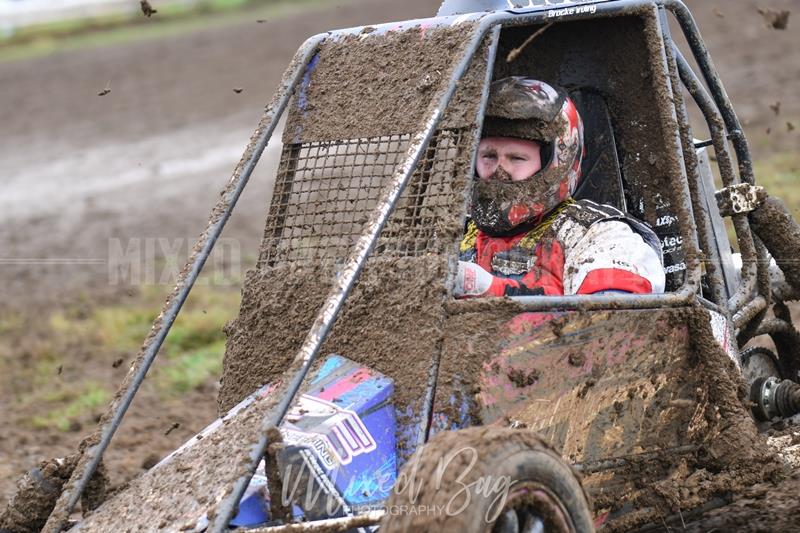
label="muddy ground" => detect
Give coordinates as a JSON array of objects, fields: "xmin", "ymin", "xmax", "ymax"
[{"xmin": 0, "ymin": 0, "xmax": 798, "ymax": 527}]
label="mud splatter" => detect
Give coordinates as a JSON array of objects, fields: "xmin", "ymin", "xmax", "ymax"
[
  {"xmin": 757, "ymin": 7, "xmax": 790, "ymax": 30},
  {"xmin": 685, "ymin": 471, "xmax": 800, "ymax": 531},
  {"xmin": 283, "ymin": 24, "xmax": 488, "ymax": 143},
  {"xmin": 73, "ymin": 388, "xmax": 283, "ymax": 531},
  {"xmin": 507, "ymin": 366, "xmax": 539, "ymax": 388},
  {"xmin": 0, "ymin": 455, "xmax": 108, "ymax": 533},
  {"xmin": 436, "ymin": 303, "xmax": 781, "ymax": 531},
  {"xmin": 568, "ymin": 352, "xmax": 586, "ymax": 367},
  {"xmin": 219, "ymin": 256, "xmax": 451, "ymax": 460},
  {"xmin": 140, "ymin": 1, "xmax": 157, "ymax": 18}
]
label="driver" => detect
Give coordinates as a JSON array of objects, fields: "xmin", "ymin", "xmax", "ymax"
[{"xmin": 455, "ymin": 77, "xmax": 665, "ymax": 297}]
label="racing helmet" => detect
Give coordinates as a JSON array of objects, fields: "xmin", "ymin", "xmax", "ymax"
[{"xmin": 471, "ymin": 77, "xmax": 584, "ymax": 236}]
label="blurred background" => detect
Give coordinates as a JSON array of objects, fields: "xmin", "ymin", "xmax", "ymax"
[{"xmin": 0, "ymin": 0, "xmax": 796, "ymax": 502}]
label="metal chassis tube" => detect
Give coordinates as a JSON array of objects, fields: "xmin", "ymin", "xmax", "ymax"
[
  {"xmin": 673, "ymin": 49, "xmax": 771, "ymax": 332},
  {"xmin": 661, "ymin": 0, "xmax": 755, "ymax": 185},
  {"xmin": 663, "ymin": 0, "xmax": 772, "ymax": 332},
  {"xmin": 672, "ymin": 50, "xmax": 761, "ymax": 313},
  {"xmin": 41, "ymin": 35, "xmax": 327, "ymax": 533},
  {"xmin": 248, "ymin": 511, "xmax": 385, "ymax": 533},
  {"xmin": 422, "ymin": 26, "xmax": 502, "ymax": 446},
  {"xmin": 208, "ymin": 17, "xmax": 507, "ymax": 532},
  {"xmin": 657, "ymin": 10, "xmax": 726, "ymax": 307}
]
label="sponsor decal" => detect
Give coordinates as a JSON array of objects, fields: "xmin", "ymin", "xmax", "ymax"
[
  {"xmin": 664, "ymin": 262, "xmax": 687, "ymax": 274},
  {"xmin": 464, "ymin": 265, "xmax": 477, "ymax": 293},
  {"xmin": 281, "ymin": 427, "xmax": 339, "ymax": 470},
  {"xmin": 661, "ymin": 235, "xmax": 684, "ymax": 249},
  {"xmin": 282, "ymin": 395, "xmax": 377, "ymax": 468},
  {"xmin": 656, "ymin": 215, "xmax": 678, "ymax": 228},
  {"xmin": 547, "ymin": 4, "xmax": 598, "ymax": 18},
  {"xmin": 708, "ymin": 310, "xmax": 738, "ymax": 367},
  {"xmin": 507, "ymin": 0, "xmax": 609, "ymax": 13}
]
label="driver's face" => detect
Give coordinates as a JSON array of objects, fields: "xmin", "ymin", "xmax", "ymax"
[{"xmin": 476, "ymin": 137, "xmax": 542, "ymax": 182}]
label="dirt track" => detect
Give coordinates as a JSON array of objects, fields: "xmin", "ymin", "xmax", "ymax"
[{"xmin": 1, "ymin": 0, "xmax": 798, "ymax": 521}]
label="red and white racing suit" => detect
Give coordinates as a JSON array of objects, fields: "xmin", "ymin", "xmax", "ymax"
[{"xmin": 457, "ymin": 199, "xmax": 665, "ymax": 296}]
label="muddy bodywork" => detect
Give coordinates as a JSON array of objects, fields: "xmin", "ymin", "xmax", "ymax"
[
  {"xmin": 219, "ymin": 1, "xmax": 700, "ymax": 410},
  {"xmin": 433, "ymin": 303, "xmax": 779, "ymax": 528},
  {"xmin": 220, "ymin": 256, "xmax": 451, "ymax": 461}
]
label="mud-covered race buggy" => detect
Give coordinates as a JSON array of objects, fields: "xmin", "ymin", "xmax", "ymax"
[{"xmin": 6, "ymin": 0, "xmax": 800, "ymax": 532}]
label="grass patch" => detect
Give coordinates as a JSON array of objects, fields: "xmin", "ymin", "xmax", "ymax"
[
  {"xmin": 91, "ymin": 283, "xmax": 240, "ymax": 398},
  {"xmin": 0, "ymin": 312, "xmax": 24, "ymax": 336},
  {"xmin": 8, "ymin": 279, "xmax": 240, "ymax": 430},
  {"xmin": 754, "ymin": 152, "xmax": 800, "ymax": 215},
  {"xmin": 31, "ymin": 382, "xmax": 111, "ymax": 431},
  {"xmin": 156, "ymin": 339, "xmax": 226, "ymax": 394},
  {"xmin": 0, "ymin": 0, "xmax": 333, "ymax": 63},
  {"xmin": 149, "ymin": 285, "xmax": 236, "ymax": 396}
]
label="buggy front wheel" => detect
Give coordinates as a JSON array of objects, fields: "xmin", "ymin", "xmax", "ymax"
[{"xmin": 380, "ymin": 426, "xmax": 593, "ymax": 533}]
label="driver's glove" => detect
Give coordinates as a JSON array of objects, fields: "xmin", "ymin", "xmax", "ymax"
[{"xmin": 454, "ymin": 260, "xmax": 496, "ymax": 298}]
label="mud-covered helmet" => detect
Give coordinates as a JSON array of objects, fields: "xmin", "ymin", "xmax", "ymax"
[{"xmin": 471, "ymin": 77, "xmax": 584, "ymax": 236}]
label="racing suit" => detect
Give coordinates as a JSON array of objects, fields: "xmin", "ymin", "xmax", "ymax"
[{"xmin": 457, "ymin": 199, "xmax": 665, "ymax": 297}]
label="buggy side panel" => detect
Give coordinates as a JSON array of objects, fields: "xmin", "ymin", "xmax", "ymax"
[{"xmin": 432, "ymin": 303, "xmax": 777, "ymax": 530}]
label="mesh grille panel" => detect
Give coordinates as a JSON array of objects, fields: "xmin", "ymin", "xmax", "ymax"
[{"xmin": 260, "ymin": 129, "xmax": 470, "ymax": 266}]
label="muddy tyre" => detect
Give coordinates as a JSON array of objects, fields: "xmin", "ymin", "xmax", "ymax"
[{"xmin": 380, "ymin": 426, "xmax": 593, "ymax": 533}]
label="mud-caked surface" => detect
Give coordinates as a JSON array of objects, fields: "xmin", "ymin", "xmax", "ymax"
[
  {"xmin": 74, "ymin": 388, "xmax": 282, "ymax": 532},
  {"xmin": 283, "ymin": 24, "xmax": 489, "ymax": 143},
  {"xmin": 432, "ymin": 299, "xmax": 524, "ymax": 429},
  {"xmin": 752, "ymin": 196, "xmax": 800, "ymax": 290},
  {"xmin": 685, "ymin": 419, "xmax": 800, "ymax": 531},
  {"xmin": 0, "ymin": 456, "xmax": 76, "ymax": 533},
  {"xmin": 219, "ymin": 255, "xmax": 449, "ymax": 459},
  {"xmin": 685, "ymin": 472, "xmax": 800, "ymax": 532},
  {"xmin": 434, "ymin": 303, "xmax": 782, "ymax": 530},
  {"xmin": 597, "ymin": 307, "xmax": 783, "ymax": 530},
  {"xmin": 218, "ymin": 263, "xmax": 330, "ymax": 413}
]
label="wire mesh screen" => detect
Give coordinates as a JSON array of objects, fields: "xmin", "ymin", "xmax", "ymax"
[{"xmin": 259, "ymin": 129, "xmax": 471, "ymax": 266}]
